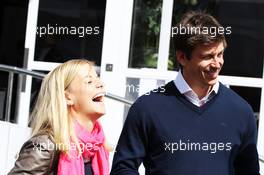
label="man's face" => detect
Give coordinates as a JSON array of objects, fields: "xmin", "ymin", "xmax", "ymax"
[{"xmin": 180, "ymin": 42, "xmax": 225, "ymax": 89}]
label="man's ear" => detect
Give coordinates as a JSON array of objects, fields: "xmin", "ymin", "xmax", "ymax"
[
  {"xmin": 65, "ymin": 91, "xmax": 74, "ymax": 106},
  {"xmin": 176, "ymin": 50, "xmax": 188, "ymax": 67}
]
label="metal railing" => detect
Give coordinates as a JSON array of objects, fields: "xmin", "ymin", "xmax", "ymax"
[
  {"xmin": 260, "ymin": 157, "xmax": 264, "ymax": 163},
  {"xmin": 0, "ymin": 64, "xmax": 133, "ymax": 123}
]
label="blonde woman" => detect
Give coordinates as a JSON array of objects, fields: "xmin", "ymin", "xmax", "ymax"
[{"xmin": 8, "ymin": 59, "xmax": 109, "ymax": 175}]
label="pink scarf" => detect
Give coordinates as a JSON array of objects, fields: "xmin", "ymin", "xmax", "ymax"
[{"xmin": 57, "ymin": 121, "xmax": 109, "ymax": 175}]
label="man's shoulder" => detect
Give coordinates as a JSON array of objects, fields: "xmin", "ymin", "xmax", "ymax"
[{"xmin": 219, "ymin": 82, "xmax": 253, "ymax": 113}]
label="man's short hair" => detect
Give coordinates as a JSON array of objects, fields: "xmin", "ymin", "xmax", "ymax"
[{"xmin": 173, "ymin": 11, "xmax": 227, "ymax": 60}]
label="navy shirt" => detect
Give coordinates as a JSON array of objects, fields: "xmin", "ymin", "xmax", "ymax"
[{"xmin": 111, "ymin": 81, "xmax": 260, "ymax": 175}]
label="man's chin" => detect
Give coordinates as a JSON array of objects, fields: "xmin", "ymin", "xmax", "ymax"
[{"xmin": 207, "ymin": 78, "xmax": 218, "ymax": 86}]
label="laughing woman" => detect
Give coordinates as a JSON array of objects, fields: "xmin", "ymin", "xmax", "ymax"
[{"xmin": 8, "ymin": 59, "xmax": 109, "ymax": 175}]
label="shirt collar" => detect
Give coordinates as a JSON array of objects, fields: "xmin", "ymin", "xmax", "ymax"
[{"xmin": 174, "ymin": 70, "xmax": 219, "ymax": 96}]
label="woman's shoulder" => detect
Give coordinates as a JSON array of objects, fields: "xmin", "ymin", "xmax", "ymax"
[
  {"xmin": 8, "ymin": 132, "xmax": 60, "ymax": 175},
  {"xmin": 26, "ymin": 132, "xmax": 56, "ymax": 150}
]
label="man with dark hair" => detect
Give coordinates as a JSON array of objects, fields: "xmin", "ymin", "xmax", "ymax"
[{"xmin": 111, "ymin": 11, "xmax": 260, "ymax": 175}]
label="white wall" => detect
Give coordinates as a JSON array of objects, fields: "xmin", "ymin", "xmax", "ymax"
[
  {"xmin": 0, "ymin": 121, "xmax": 31, "ymax": 175},
  {"xmin": 260, "ymin": 160, "xmax": 264, "ymax": 174}
]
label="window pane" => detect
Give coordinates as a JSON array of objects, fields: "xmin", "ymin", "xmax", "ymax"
[
  {"xmin": 0, "ymin": 0, "xmax": 29, "ymax": 121},
  {"xmin": 34, "ymin": 0, "xmax": 106, "ymax": 66},
  {"xmin": 128, "ymin": 0, "xmax": 162, "ymax": 69},
  {"xmin": 169, "ymin": 0, "xmax": 264, "ymax": 79}
]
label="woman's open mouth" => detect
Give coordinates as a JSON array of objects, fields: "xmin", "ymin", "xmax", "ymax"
[{"xmin": 92, "ymin": 92, "xmax": 105, "ymax": 103}]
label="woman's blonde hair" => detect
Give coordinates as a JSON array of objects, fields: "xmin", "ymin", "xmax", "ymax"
[{"xmin": 30, "ymin": 59, "xmax": 94, "ymax": 153}]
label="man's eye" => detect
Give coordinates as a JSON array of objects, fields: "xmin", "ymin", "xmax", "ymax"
[
  {"xmin": 217, "ymin": 52, "xmax": 224, "ymax": 57},
  {"xmin": 202, "ymin": 56, "xmax": 211, "ymax": 60}
]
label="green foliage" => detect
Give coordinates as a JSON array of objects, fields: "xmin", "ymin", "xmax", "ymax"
[{"xmin": 131, "ymin": 0, "xmax": 204, "ymax": 69}]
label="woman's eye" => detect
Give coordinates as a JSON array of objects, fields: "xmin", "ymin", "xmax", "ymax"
[{"xmin": 86, "ymin": 81, "xmax": 92, "ymax": 84}]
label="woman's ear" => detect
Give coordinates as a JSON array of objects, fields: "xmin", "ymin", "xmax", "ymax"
[
  {"xmin": 176, "ymin": 50, "xmax": 188, "ymax": 67},
  {"xmin": 65, "ymin": 91, "xmax": 74, "ymax": 106}
]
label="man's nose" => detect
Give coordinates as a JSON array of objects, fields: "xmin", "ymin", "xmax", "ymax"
[{"xmin": 212, "ymin": 56, "xmax": 222, "ymax": 68}]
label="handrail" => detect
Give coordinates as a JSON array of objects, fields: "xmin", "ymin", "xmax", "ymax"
[
  {"xmin": 0, "ymin": 64, "xmax": 133, "ymax": 122},
  {"xmin": 106, "ymin": 92, "xmax": 133, "ymax": 106},
  {"xmin": 0, "ymin": 64, "xmax": 46, "ymax": 79},
  {"xmin": 260, "ymin": 157, "xmax": 264, "ymax": 163}
]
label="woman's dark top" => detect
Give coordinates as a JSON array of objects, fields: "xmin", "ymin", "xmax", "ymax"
[{"xmin": 84, "ymin": 162, "xmax": 93, "ymax": 175}]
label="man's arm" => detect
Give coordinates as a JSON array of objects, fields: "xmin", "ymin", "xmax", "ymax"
[
  {"xmin": 111, "ymin": 101, "xmax": 149, "ymax": 175},
  {"xmin": 234, "ymin": 109, "xmax": 260, "ymax": 175}
]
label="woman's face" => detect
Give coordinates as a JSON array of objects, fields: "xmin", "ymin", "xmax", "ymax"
[{"xmin": 65, "ymin": 64, "xmax": 106, "ymax": 120}]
